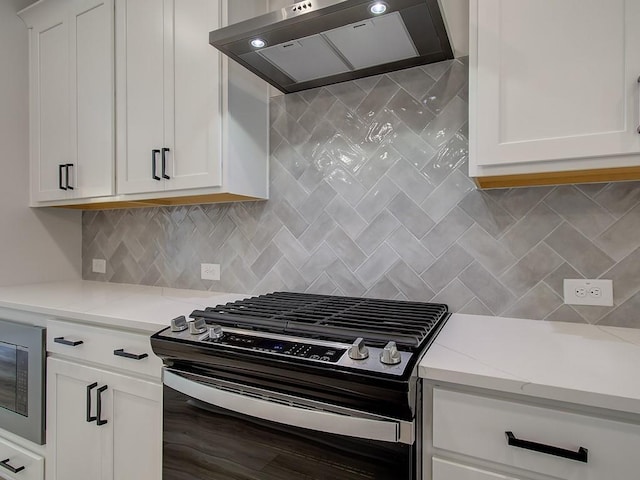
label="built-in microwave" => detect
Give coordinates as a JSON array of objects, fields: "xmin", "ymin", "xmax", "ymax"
[{"xmin": 0, "ymin": 319, "xmax": 45, "ymax": 445}]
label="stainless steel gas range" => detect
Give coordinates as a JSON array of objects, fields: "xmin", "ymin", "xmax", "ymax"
[{"xmin": 151, "ymin": 292, "xmax": 449, "ymax": 480}]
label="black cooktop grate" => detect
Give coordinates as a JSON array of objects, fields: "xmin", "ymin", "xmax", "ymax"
[{"xmin": 190, "ymin": 292, "xmax": 448, "ymax": 351}]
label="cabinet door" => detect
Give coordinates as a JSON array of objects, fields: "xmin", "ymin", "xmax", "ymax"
[
  {"xmin": 433, "ymin": 458, "xmax": 523, "ymax": 480},
  {"xmin": 25, "ymin": 0, "xmax": 71, "ymax": 202},
  {"xmin": 115, "ymin": 0, "xmax": 166, "ymax": 194},
  {"xmin": 69, "ymin": 0, "xmax": 115, "ymax": 199},
  {"xmin": 100, "ymin": 369, "xmax": 162, "ymax": 480},
  {"xmin": 47, "ymin": 358, "xmax": 104, "ymax": 480},
  {"xmin": 473, "ymin": 0, "xmax": 640, "ymax": 167},
  {"xmin": 163, "ymin": 0, "xmax": 222, "ymax": 191}
]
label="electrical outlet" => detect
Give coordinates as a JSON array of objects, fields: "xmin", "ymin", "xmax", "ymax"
[
  {"xmin": 563, "ymin": 279, "xmax": 613, "ymax": 306},
  {"xmin": 201, "ymin": 263, "xmax": 220, "ymax": 281},
  {"xmin": 92, "ymin": 259, "xmax": 106, "ymax": 274}
]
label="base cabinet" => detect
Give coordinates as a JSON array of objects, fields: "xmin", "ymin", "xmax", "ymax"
[
  {"xmin": 47, "ymin": 358, "xmax": 162, "ymax": 480},
  {"xmin": 433, "ymin": 458, "xmax": 522, "ymax": 480},
  {"xmin": 426, "ymin": 387, "xmax": 640, "ymax": 480},
  {"xmin": 0, "ymin": 436, "xmax": 44, "ymax": 480}
]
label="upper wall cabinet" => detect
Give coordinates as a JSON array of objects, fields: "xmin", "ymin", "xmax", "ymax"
[
  {"xmin": 469, "ymin": 0, "xmax": 640, "ymax": 188},
  {"xmin": 19, "ymin": 0, "xmax": 115, "ymax": 203},
  {"xmin": 20, "ymin": 0, "xmax": 269, "ymax": 209}
]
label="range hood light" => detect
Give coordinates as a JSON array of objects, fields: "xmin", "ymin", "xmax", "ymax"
[
  {"xmin": 250, "ymin": 38, "xmax": 267, "ymax": 48},
  {"xmin": 369, "ymin": 2, "xmax": 388, "ymax": 15}
]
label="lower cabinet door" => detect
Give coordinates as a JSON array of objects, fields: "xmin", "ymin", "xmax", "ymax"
[
  {"xmin": 47, "ymin": 358, "xmax": 162, "ymax": 480},
  {"xmin": 47, "ymin": 358, "xmax": 104, "ymax": 480},
  {"xmin": 433, "ymin": 458, "xmax": 523, "ymax": 480}
]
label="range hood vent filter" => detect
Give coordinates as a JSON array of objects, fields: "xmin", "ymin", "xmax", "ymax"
[{"xmin": 210, "ymin": 0, "xmax": 455, "ymax": 94}]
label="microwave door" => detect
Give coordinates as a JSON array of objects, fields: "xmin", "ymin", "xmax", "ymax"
[{"xmin": 0, "ymin": 342, "xmax": 16, "ymax": 412}]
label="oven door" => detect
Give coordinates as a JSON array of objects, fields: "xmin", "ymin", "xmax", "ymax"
[{"xmin": 163, "ymin": 369, "xmax": 418, "ymax": 480}]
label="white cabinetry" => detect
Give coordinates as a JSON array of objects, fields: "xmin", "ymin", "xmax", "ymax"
[
  {"xmin": 115, "ymin": 0, "xmax": 223, "ymax": 194},
  {"xmin": 426, "ymin": 388, "xmax": 640, "ymax": 480},
  {"xmin": 19, "ymin": 0, "xmax": 114, "ymax": 202},
  {"xmin": 46, "ymin": 321, "xmax": 162, "ymax": 480},
  {"xmin": 470, "ymin": 0, "xmax": 640, "ymax": 186},
  {"xmin": 0, "ymin": 436, "xmax": 44, "ymax": 480}
]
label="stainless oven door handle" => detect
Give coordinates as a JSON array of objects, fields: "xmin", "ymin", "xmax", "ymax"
[{"xmin": 164, "ymin": 370, "xmax": 414, "ymax": 445}]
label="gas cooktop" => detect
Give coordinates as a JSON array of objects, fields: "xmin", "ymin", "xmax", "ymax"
[{"xmin": 152, "ymin": 292, "xmax": 449, "ymax": 378}]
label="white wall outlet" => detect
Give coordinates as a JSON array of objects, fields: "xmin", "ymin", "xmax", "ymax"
[
  {"xmin": 201, "ymin": 263, "xmax": 220, "ymax": 281},
  {"xmin": 563, "ymin": 279, "xmax": 613, "ymax": 306},
  {"xmin": 92, "ymin": 258, "xmax": 106, "ymax": 274}
]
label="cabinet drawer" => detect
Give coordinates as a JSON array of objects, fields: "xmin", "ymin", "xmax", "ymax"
[
  {"xmin": 433, "ymin": 458, "xmax": 521, "ymax": 480},
  {"xmin": 432, "ymin": 389, "xmax": 640, "ymax": 480},
  {"xmin": 47, "ymin": 320, "xmax": 162, "ymax": 378},
  {"xmin": 0, "ymin": 436, "xmax": 43, "ymax": 480}
]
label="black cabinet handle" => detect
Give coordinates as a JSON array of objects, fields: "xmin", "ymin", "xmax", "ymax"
[
  {"xmin": 59, "ymin": 164, "xmax": 67, "ymax": 190},
  {"xmin": 0, "ymin": 459, "xmax": 25, "ymax": 474},
  {"xmin": 505, "ymin": 431, "xmax": 588, "ymax": 463},
  {"xmin": 54, "ymin": 337, "xmax": 83, "ymax": 347},
  {"xmin": 161, "ymin": 148, "xmax": 170, "ymax": 179},
  {"xmin": 152, "ymin": 149, "xmax": 161, "ymax": 180},
  {"xmin": 113, "ymin": 348, "xmax": 148, "ymax": 360},
  {"xmin": 86, "ymin": 382, "xmax": 97, "ymax": 423},
  {"xmin": 96, "ymin": 385, "xmax": 108, "ymax": 426},
  {"xmin": 65, "ymin": 163, "xmax": 74, "ymax": 190}
]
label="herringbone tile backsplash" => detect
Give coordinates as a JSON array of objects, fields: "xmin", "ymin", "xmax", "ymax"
[{"xmin": 83, "ymin": 59, "xmax": 640, "ymax": 328}]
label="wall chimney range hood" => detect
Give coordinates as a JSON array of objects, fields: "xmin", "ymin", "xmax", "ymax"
[{"xmin": 209, "ymin": 0, "xmax": 460, "ymax": 94}]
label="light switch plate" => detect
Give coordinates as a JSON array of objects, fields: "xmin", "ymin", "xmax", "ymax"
[
  {"xmin": 92, "ymin": 258, "xmax": 106, "ymax": 274},
  {"xmin": 563, "ymin": 279, "xmax": 613, "ymax": 306}
]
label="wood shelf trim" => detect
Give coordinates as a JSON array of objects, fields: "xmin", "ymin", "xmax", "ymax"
[
  {"xmin": 474, "ymin": 166, "xmax": 640, "ymax": 189},
  {"xmin": 53, "ymin": 193, "xmax": 263, "ymax": 210}
]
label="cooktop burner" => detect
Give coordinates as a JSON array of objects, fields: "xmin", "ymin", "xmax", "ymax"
[{"xmin": 190, "ymin": 292, "xmax": 448, "ymax": 350}]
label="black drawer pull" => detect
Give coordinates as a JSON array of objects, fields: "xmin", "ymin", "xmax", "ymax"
[
  {"xmin": 161, "ymin": 147, "xmax": 170, "ymax": 179},
  {"xmin": 505, "ymin": 431, "xmax": 588, "ymax": 463},
  {"xmin": 114, "ymin": 349, "xmax": 148, "ymax": 360},
  {"xmin": 59, "ymin": 164, "xmax": 67, "ymax": 190},
  {"xmin": 54, "ymin": 337, "xmax": 84, "ymax": 347},
  {"xmin": 65, "ymin": 163, "xmax": 74, "ymax": 190},
  {"xmin": 96, "ymin": 385, "xmax": 108, "ymax": 426},
  {"xmin": 0, "ymin": 459, "xmax": 25, "ymax": 474},
  {"xmin": 152, "ymin": 149, "xmax": 161, "ymax": 180},
  {"xmin": 86, "ymin": 382, "xmax": 98, "ymax": 422}
]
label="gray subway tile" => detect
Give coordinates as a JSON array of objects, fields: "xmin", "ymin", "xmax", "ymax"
[
  {"xmin": 355, "ymin": 210, "xmax": 400, "ymax": 255},
  {"xmin": 305, "ymin": 272, "xmax": 338, "ymax": 295},
  {"xmin": 298, "ymin": 181, "xmax": 338, "ymax": 223},
  {"xmin": 594, "ymin": 203, "xmax": 640, "ymax": 262},
  {"xmin": 598, "ymin": 291, "xmax": 640, "ymax": 328},
  {"xmin": 325, "ymin": 195, "xmax": 368, "ymax": 239},
  {"xmin": 421, "ymin": 243, "xmax": 474, "ymax": 293},
  {"xmin": 250, "ymin": 243, "xmax": 283, "ymax": 278},
  {"xmin": 387, "ymin": 226, "xmax": 436, "ymax": 274},
  {"xmin": 385, "ymin": 261, "xmax": 435, "ymax": 301},
  {"xmin": 543, "ymin": 262, "xmax": 583, "ymax": 298},
  {"xmin": 459, "ymin": 190, "xmax": 516, "ymax": 239},
  {"xmin": 355, "ymin": 146, "xmax": 401, "ymax": 191},
  {"xmin": 544, "ymin": 305, "xmax": 588, "ymax": 324},
  {"xmin": 298, "ymin": 212, "xmax": 336, "ymax": 253},
  {"xmin": 499, "ymin": 244, "xmax": 564, "ymax": 297},
  {"xmin": 387, "ymin": 157, "xmax": 435, "ymax": 205},
  {"xmin": 594, "ymin": 182, "xmax": 640, "ymax": 218},
  {"xmin": 326, "ymin": 227, "xmax": 367, "ymax": 271},
  {"xmin": 421, "ymin": 133, "xmax": 468, "ymax": 186},
  {"xmin": 364, "ymin": 277, "xmax": 400, "ymax": 299},
  {"xmin": 459, "ymin": 297, "xmax": 493, "ymax": 316},
  {"xmin": 544, "ymin": 186, "xmax": 615, "ymax": 239},
  {"xmin": 326, "ymin": 82, "xmax": 367, "ymax": 110},
  {"xmin": 355, "ymin": 244, "xmax": 400, "ymax": 288},
  {"xmin": 432, "ymin": 279, "xmax": 475, "ymax": 312},
  {"xmin": 356, "ymin": 76, "xmax": 400, "ymax": 120},
  {"xmin": 326, "ymin": 260, "xmax": 367, "ymax": 297},
  {"xmin": 500, "ymin": 203, "xmax": 563, "ymax": 258},
  {"xmin": 388, "ymin": 67, "xmax": 436, "ymax": 101},
  {"xmin": 421, "ymin": 96, "xmax": 468, "ymax": 150},
  {"xmin": 498, "ymin": 186, "xmax": 553, "ymax": 219},
  {"xmin": 422, "ymin": 207, "xmax": 474, "ymax": 257},
  {"xmin": 503, "ymin": 283, "xmax": 563, "ymax": 321},
  {"xmin": 387, "ymin": 192, "xmax": 435, "ymax": 238},
  {"xmin": 387, "ymin": 122, "xmax": 436, "ymax": 171},
  {"xmin": 299, "ymin": 243, "xmax": 338, "ymax": 283},
  {"xmin": 601, "ymin": 247, "xmax": 640, "ymax": 303},
  {"xmin": 272, "ymin": 200, "xmax": 309, "ymax": 238},
  {"xmin": 387, "ymin": 88, "xmax": 435, "ymax": 134},
  {"xmin": 458, "ymin": 225, "xmax": 517, "ymax": 276},
  {"xmin": 421, "ymin": 60, "xmax": 468, "ymax": 114},
  {"xmin": 356, "ymin": 176, "xmax": 400, "ymax": 223},
  {"xmin": 459, "ymin": 262, "xmax": 516, "ymax": 315},
  {"xmin": 421, "ymin": 169, "xmax": 475, "ymax": 222},
  {"xmin": 545, "ymin": 223, "xmax": 615, "ymax": 278}
]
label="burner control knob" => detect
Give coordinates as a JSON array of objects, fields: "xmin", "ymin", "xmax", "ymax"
[
  {"xmin": 189, "ymin": 318, "xmax": 207, "ymax": 335},
  {"xmin": 170, "ymin": 316, "xmax": 188, "ymax": 332},
  {"xmin": 380, "ymin": 341, "xmax": 401, "ymax": 365},
  {"xmin": 348, "ymin": 337, "xmax": 369, "ymax": 360},
  {"xmin": 208, "ymin": 324, "xmax": 223, "ymax": 341}
]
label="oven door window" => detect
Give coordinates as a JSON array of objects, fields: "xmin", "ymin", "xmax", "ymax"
[
  {"xmin": 0, "ymin": 342, "xmax": 17, "ymax": 413},
  {"xmin": 164, "ymin": 385, "xmax": 413, "ymax": 480}
]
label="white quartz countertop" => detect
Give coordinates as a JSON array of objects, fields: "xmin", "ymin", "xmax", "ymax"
[
  {"xmin": 420, "ymin": 313, "xmax": 640, "ymax": 415},
  {"xmin": 0, "ymin": 280, "xmax": 249, "ymax": 332}
]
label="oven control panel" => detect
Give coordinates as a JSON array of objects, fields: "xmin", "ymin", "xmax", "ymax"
[{"xmin": 210, "ymin": 333, "xmax": 346, "ymax": 363}]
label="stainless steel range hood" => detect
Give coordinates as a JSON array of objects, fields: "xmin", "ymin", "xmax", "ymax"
[{"xmin": 209, "ymin": 0, "xmax": 461, "ymax": 94}]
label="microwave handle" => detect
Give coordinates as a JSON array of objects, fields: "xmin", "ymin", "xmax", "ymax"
[{"xmin": 164, "ymin": 370, "xmax": 413, "ymax": 445}]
